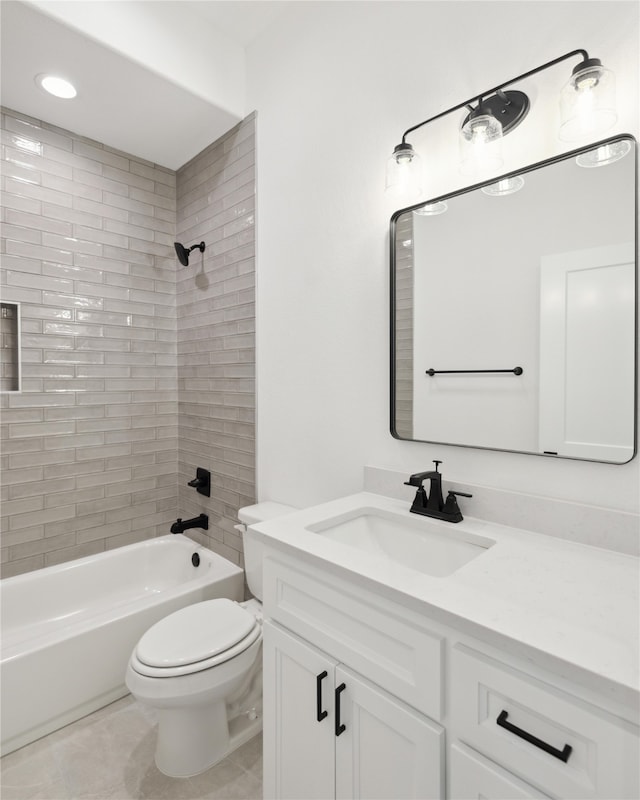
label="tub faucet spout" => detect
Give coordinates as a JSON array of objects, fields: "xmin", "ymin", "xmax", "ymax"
[{"xmin": 170, "ymin": 514, "xmax": 209, "ymax": 533}]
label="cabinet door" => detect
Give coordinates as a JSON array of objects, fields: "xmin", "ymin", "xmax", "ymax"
[
  {"xmin": 263, "ymin": 621, "xmax": 337, "ymax": 800},
  {"xmin": 450, "ymin": 743, "xmax": 551, "ymax": 800},
  {"xmin": 335, "ymin": 665, "xmax": 444, "ymax": 800}
]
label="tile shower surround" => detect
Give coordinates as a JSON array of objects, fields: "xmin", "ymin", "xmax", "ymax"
[
  {"xmin": 175, "ymin": 115, "xmax": 256, "ymax": 563},
  {"xmin": 0, "ymin": 108, "xmax": 256, "ymax": 577}
]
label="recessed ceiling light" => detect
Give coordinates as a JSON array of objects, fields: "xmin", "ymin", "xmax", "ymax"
[{"xmin": 35, "ymin": 74, "xmax": 77, "ymax": 99}]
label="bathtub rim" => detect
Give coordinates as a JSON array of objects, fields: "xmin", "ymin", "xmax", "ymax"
[{"xmin": 0, "ymin": 534, "xmax": 244, "ymax": 657}]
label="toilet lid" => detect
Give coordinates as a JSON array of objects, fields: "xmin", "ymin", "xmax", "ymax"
[{"xmin": 135, "ymin": 598, "xmax": 256, "ymax": 668}]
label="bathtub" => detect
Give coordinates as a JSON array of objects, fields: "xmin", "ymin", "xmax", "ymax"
[{"xmin": 0, "ymin": 534, "xmax": 244, "ymax": 756}]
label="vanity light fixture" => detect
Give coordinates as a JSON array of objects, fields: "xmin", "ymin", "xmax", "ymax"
[
  {"xmin": 575, "ymin": 139, "xmax": 631, "ymax": 168},
  {"xmin": 559, "ymin": 58, "xmax": 617, "ymax": 142},
  {"xmin": 414, "ymin": 200, "xmax": 448, "ymax": 216},
  {"xmin": 386, "ymin": 49, "xmax": 618, "ymax": 196},
  {"xmin": 459, "ymin": 90, "xmax": 529, "ymax": 177},
  {"xmin": 35, "ymin": 73, "xmax": 77, "ymax": 99},
  {"xmin": 385, "ymin": 142, "xmax": 422, "ymax": 199},
  {"xmin": 481, "ymin": 175, "xmax": 525, "ymax": 196}
]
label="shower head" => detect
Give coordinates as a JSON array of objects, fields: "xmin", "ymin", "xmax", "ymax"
[{"xmin": 174, "ymin": 241, "xmax": 205, "ymax": 266}]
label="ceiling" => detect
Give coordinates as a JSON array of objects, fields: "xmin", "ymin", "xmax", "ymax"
[
  {"xmin": 0, "ymin": 1, "xmax": 289, "ymax": 170},
  {"xmin": 184, "ymin": 0, "xmax": 290, "ymax": 46}
]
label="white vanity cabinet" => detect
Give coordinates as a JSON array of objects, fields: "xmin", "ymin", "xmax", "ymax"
[
  {"xmin": 259, "ymin": 543, "xmax": 639, "ymax": 800},
  {"xmin": 449, "ymin": 743, "xmax": 553, "ymax": 799},
  {"xmin": 263, "ymin": 621, "xmax": 444, "ymax": 800},
  {"xmin": 449, "ymin": 644, "xmax": 639, "ymax": 800}
]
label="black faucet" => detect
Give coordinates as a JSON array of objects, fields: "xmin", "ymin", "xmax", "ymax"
[
  {"xmin": 404, "ymin": 461, "xmax": 472, "ymax": 523},
  {"xmin": 170, "ymin": 514, "xmax": 209, "ymax": 534}
]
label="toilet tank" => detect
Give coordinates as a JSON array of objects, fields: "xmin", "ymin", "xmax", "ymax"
[{"xmin": 237, "ymin": 502, "xmax": 296, "ymax": 601}]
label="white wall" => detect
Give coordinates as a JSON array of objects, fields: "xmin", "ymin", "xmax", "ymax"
[{"xmin": 247, "ymin": 1, "xmax": 640, "ymax": 513}]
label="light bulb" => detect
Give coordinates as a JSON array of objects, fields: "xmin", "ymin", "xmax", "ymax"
[
  {"xmin": 481, "ymin": 176, "xmax": 525, "ymax": 196},
  {"xmin": 575, "ymin": 140, "xmax": 631, "ymax": 167},
  {"xmin": 414, "ymin": 201, "xmax": 448, "ymax": 216},
  {"xmin": 385, "ymin": 143, "xmax": 422, "ymax": 199},
  {"xmin": 460, "ymin": 113, "xmax": 503, "ymax": 176},
  {"xmin": 559, "ymin": 59, "xmax": 616, "ymax": 142}
]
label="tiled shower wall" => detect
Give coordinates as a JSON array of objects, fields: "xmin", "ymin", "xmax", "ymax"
[
  {"xmin": 174, "ymin": 114, "xmax": 256, "ymax": 565},
  {"xmin": 0, "ymin": 107, "xmax": 256, "ymax": 577},
  {"xmin": 0, "ymin": 108, "xmax": 178, "ymax": 577}
]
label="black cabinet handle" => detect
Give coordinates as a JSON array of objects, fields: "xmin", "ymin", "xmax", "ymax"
[
  {"xmin": 316, "ymin": 671, "xmax": 328, "ymax": 722},
  {"xmin": 335, "ymin": 683, "xmax": 346, "ymax": 736},
  {"xmin": 496, "ymin": 710, "xmax": 572, "ymax": 763}
]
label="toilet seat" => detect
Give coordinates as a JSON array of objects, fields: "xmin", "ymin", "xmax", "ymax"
[{"xmin": 132, "ymin": 599, "xmax": 261, "ymax": 678}]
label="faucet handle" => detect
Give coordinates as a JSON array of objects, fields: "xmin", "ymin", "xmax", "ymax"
[
  {"xmin": 187, "ymin": 468, "xmax": 211, "ymax": 497},
  {"xmin": 433, "ymin": 460, "xmax": 442, "ymax": 472},
  {"xmin": 442, "ymin": 490, "xmax": 472, "ymax": 523}
]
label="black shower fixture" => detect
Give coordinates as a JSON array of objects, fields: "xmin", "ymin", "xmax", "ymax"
[{"xmin": 174, "ymin": 241, "xmax": 205, "ymax": 266}]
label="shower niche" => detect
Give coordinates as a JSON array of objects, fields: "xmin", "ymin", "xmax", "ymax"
[{"xmin": 1, "ymin": 303, "xmax": 21, "ymax": 393}]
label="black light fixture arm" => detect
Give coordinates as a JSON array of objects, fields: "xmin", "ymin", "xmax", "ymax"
[{"xmin": 399, "ymin": 48, "xmax": 590, "ymax": 145}]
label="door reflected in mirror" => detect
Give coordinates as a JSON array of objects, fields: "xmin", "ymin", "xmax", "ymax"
[{"xmin": 390, "ymin": 136, "xmax": 637, "ymax": 464}]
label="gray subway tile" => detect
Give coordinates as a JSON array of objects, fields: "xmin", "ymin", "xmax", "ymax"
[{"xmin": 1, "ymin": 108, "xmax": 255, "ymax": 575}]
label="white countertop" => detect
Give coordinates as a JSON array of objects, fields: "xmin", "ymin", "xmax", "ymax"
[{"xmin": 249, "ymin": 492, "xmax": 640, "ymax": 707}]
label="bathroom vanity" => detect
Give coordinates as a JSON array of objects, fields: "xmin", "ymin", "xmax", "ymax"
[{"xmin": 247, "ymin": 492, "xmax": 640, "ymax": 800}]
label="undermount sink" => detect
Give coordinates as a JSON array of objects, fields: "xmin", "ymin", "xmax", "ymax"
[{"xmin": 305, "ymin": 507, "xmax": 494, "ymax": 578}]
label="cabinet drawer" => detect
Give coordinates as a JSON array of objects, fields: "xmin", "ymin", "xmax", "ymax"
[
  {"xmin": 450, "ymin": 644, "xmax": 640, "ymax": 799},
  {"xmin": 263, "ymin": 554, "xmax": 443, "ymax": 719},
  {"xmin": 450, "ymin": 742, "xmax": 551, "ymax": 799}
]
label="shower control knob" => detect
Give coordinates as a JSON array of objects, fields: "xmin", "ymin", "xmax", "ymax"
[{"xmin": 186, "ymin": 468, "xmax": 211, "ymax": 497}]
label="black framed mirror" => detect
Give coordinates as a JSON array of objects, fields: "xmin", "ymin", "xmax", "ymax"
[{"xmin": 390, "ymin": 135, "xmax": 637, "ymax": 464}]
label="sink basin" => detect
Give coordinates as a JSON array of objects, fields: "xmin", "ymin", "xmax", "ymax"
[{"xmin": 306, "ymin": 507, "xmax": 494, "ymax": 577}]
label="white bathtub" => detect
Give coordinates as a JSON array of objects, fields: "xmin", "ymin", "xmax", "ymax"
[{"xmin": 0, "ymin": 534, "xmax": 244, "ymax": 755}]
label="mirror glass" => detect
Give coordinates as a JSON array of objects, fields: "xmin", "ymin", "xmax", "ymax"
[{"xmin": 391, "ymin": 136, "xmax": 637, "ymax": 463}]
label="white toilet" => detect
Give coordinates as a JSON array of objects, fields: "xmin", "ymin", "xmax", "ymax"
[{"xmin": 125, "ymin": 502, "xmax": 293, "ymax": 778}]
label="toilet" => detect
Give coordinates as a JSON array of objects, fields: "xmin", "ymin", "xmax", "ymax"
[{"xmin": 125, "ymin": 502, "xmax": 294, "ymax": 778}]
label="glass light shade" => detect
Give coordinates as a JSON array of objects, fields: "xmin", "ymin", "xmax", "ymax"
[
  {"xmin": 385, "ymin": 144, "xmax": 422, "ymax": 199},
  {"xmin": 460, "ymin": 113, "xmax": 504, "ymax": 177},
  {"xmin": 575, "ymin": 139, "xmax": 631, "ymax": 168},
  {"xmin": 414, "ymin": 200, "xmax": 448, "ymax": 216},
  {"xmin": 559, "ymin": 63, "xmax": 616, "ymax": 142},
  {"xmin": 481, "ymin": 175, "xmax": 525, "ymax": 196}
]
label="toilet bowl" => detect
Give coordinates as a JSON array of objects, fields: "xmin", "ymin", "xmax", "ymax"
[
  {"xmin": 126, "ymin": 598, "xmax": 263, "ymax": 777},
  {"xmin": 125, "ymin": 502, "xmax": 295, "ymax": 778}
]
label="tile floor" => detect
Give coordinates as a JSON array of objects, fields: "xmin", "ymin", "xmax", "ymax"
[{"xmin": 0, "ymin": 696, "xmax": 263, "ymax": 800}]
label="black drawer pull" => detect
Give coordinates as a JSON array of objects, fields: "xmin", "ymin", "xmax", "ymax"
[
  {"xmin": 496, "ymin": 710, "xmax": 572, "ymax": 763},
  {"xmin": 316, "ymin": 671, "xmax": 328, "ymax": 722},
  {"xmin": 335, "ymin": 683, "xmax": 346, "ymax": 736}
]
